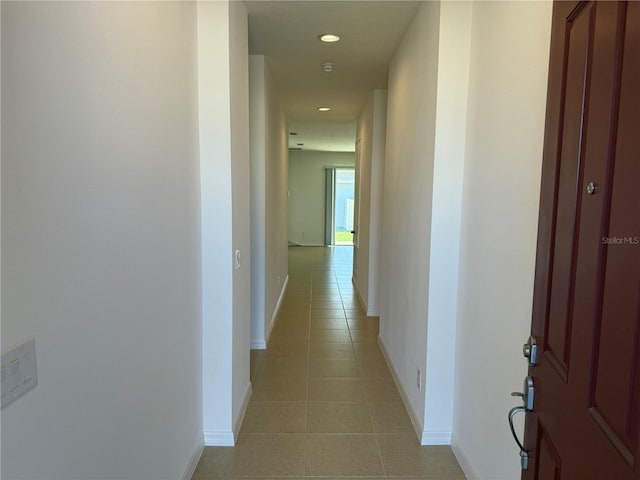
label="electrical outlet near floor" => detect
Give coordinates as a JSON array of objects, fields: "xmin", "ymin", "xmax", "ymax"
[
  {"xmin": 1, "ymin": 338, "xmax": 37, "ymax": 408},
  {"xmin": 417, "ymin": 368, "xmax": 422, "ymax": 391}
]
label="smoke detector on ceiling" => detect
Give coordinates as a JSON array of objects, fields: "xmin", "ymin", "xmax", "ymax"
[{"xmin": 321, "ymin": 62, "xmax": 334, "ymax": 73}]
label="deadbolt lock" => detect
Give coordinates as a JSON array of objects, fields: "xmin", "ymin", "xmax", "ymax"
[{"xmin": 523, "ymin": 336, "xmax": 538, "ymax": 367}]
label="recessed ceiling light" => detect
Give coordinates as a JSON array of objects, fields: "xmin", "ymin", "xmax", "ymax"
[
  {"xmin": 318, "ymin": 33, "xmax": 340, "ymax": 43},
  {"xmin": 317, "ymin": 107, "xmax": 331, "ymax": 112}
]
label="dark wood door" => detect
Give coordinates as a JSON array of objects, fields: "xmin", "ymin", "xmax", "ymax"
[{"xmin": 523, "ymin": 1, "xmax": 640, "ymax": 479}]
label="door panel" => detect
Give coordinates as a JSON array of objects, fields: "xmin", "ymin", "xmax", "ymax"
[
  {"xmin": 544, "ymin": 0, "xmax": 593, "ymax": 379},
  {"xmin": 537, "ymin": 426, "xmax": 562, "ymax": 480},
  {"xmin": 523, "ymin": 1, "xmax": 640, "ymax": 479}
]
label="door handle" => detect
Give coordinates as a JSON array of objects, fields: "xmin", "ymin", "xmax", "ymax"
[
  {"xmin": 508, "ymin": 376, "xmax": 534, "ymax": 471},
  {"xmin": 508, "ymin": 406, "xmax": 529, "ymax": 470},
  {"xmin": 511, "ymin": 376, "xmax": 535, "ymax": 411}
]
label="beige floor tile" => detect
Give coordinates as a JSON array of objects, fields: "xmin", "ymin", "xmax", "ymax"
[
  {"xmin": 386, "ymin": 476, "xmax": 466, "ymax": 480},
  {"xmin": 268, "ymin": 329, "xmax": 309, "ymax": 344},
  {"xmin": 310, "ymin": 318, "xmax": 349, "ymax": 330},
  {"xmin": 273, "ymin": 317, "xmax": 310, "ymax": 329},
  {"xmin": 310, "ymin": 329, "xmax": 352, "ymax": 343},
  {"xmin": 250, "ymin": 349, "xmax": 267, "ymax": 381},
  {"xmin": 305, "ymin": 434, "xmax": 384, "ymax": 476},
  {"xmin": 311, "ymin": 294, "xmax": 343, "ymax": 302},
  {"xmin": 277, "ymin": 308, "xmax": 309, "ymax": 317},
  {"xmin": 229, "ymin": 434, "xmax": 306, "ymax": 476},
  {"xmin": 257, "ymin": 357, "xmax": 308, "ymax": 379},
  {"xmin": 191, "ymin": 448, "xmax": 234, "ymax": 478},
  {"xmin": 367, "ymin": 402, "xmax": 414, "ymax": 433},
  {"xmin": 354, "ymin": 348, "xmax": 386, "ymax": 364},
  {"xmin": 340, "ymin": 299, "xmax": 361, "ymax": 309},
  {"xmin": 310, "ymin": 358, "xmax": 359, "ymax": 377},
  {"xmin": 353, "ymin": 342, "xmax": 383, "ymax": 354},
  {"xmin": 311, "ymin": 309, "xmax": 346, "ymax": 318},
  {"xmin": 314, "ymin": 284, "xmax": 338, "ymax": 289},
  {"xmin": 348, "ymin": 317, "xmax": 380, "ymax": 329},
  {"xmin": 282, "ymin": 292, "xmax": 310, "ymax": 300},
  {"xmin": 275, "ymin": 314, "xmax": 309, "ymax": 323},
  {"xmin": 198, "ymin": 477, "xmax": 304, "ymax": 480},
  {"xmin": 349, "ymin": 326, "xmax": 380, "ymax": 338},
  {"xmin": 363, "ymin": 377, "xmax": 402, "ymax": 401},
  {"xmin": 309, "ymin": 342, "xmax": 355, "ymax": 359},
  {"xmin": 265, "ymin": 342, "xmax": 309, "ymax": 357},
  {"xmin": 357, "ymin": 358, "xmax": 392, "ymax": 377},
  {"xmin": 310, "ymin": 301, "xmax": 343, "ymax": 309},
  {"xmin": 251, "ymin": 376, "xmax": 307, "ymax": 401},
  {"xmin": 308, "ymin": 377, "xmax": 366, "ymax": 402},
  {"xmin": 280, "ymin": 294, "xmax": 309, "ymax": 301},
  {"xmin": 193, "ymin": 247, "xmax": 467, "ymax": 480},
  {"xmin": 305, "ymin": 477, "xmax": 384, "ymax": 480},
  {"xmin": 240, "ymin": 402, "xmax": 306, "ymax": 433},
  {"xmin": 312, "ymin": 282, "xmax": 338, "ymax": 288},
  {"xmin": 376, "ymin": 434, "xmax": 465, "ymax": 477},
  {"xmin": 350, "ymin": 330, "xmax": 380, "ymax": 343},
  {"xmin": 307, "ymin": 402, "xmax": 373, "ymax": 433},
  {"xmin": 271, "ymin": 319, "xmax": 310, "ymax": 336}
]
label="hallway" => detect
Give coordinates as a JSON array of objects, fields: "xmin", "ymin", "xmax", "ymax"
[{"xmin": 193, "ymin": 246, "xmax": 465, "ymax": 479}]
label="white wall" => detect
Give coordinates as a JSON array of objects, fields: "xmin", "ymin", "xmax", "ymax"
[
  {"xmin": 355, "ymin": 90, "xmax": 387, "ymax": 315},
  {"xmin": 288, "ymin": 151, "xmax": 355, "ymax": 246},
  {"xmin": 1, "ymin": 2, "xmax": 202, "ymax": 478},
  {"xmin": 228, "ymin": 0, "xmax": 252, "ymax": 440},
  {"xmin": 249, "ymin": 55, "xmax": 267, "ymax": 348},
  {"xmin": 379, "ymin": 0, "xmax": 440, "ymax": 440},
  {"xmin": 249, "ymin": 55, "xmax": 289, "ymax": 348},
  {"xmin": 451, "ymin": 2, "xmax": 552, "ymax": 479},
  {"xmin": 424, "ymin": 1, "xmax": 472, "ymax": 444},
  {"xmin": 263, "ymin": 59, "xmax": 289, "ymax": 342},
  {"xmin": 199, "ymin": 0, "xmax": 251, "ymax": 447}
]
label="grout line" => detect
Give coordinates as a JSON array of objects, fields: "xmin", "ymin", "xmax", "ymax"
[{"xmin": 303, "ymin": 270, "xmax": 313, "ymax": 476}]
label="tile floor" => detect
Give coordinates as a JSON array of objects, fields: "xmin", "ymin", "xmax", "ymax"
[{"xmin": 193, "ymin": 246, "xmax": 466, "ymax": 480}]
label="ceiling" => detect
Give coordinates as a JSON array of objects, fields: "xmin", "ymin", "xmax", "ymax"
[{"xmin": 245, "ymin": 1, "xmax": 421, "ymax": 152}]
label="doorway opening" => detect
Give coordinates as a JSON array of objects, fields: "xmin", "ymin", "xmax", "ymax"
[{"xmin": 324, "ymin": 167, "xmax": 355, "ymax": 246}]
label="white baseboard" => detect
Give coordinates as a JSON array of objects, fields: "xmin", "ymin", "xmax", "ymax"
[
  {"xmin": 377, "ymin": 336, "xmax": 452, "ymax": 446},
  {"xmin": 265, "ymin": 275, "xmax": 288, "ymax": 345},
  {"xmin": 451, "ymin": 432, "xmax": 478, "ymax": 480},
  {"xmin": 232, "ymin": 382, "xmax": 252, "ymax": 440},
  {"xmin": 421, "ymin": 430, "xmax": 452, "ymax": 445},
  {"xmin": 181, "ymin": 436, "xmax": 204, "ymax": 480},
  {"xmin": 353, "ymin": 278, "xmax": 368, "ymax": 312},
  {"xmin": 203, "ymin": 380, "xmax": 251, "ymax": 447},
  {"xmin": 378, "ymin": 336, "xmax": 425, "ymax": 440},
  {"xmin": 250, "ymin": 339, "xmax": 267, "ymax": 349},
  {"xmin": 250, "ymin": 275, "xmax": 289, "ymax": 350},
  {"xmin": 203, "ymin": 430, "xmax": 234, "ymax": 447}
]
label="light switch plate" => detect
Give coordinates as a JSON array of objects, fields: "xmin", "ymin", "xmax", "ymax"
[{"xmin": 1, "ymin": 338, "xmax": 37, "ymax": 408}]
